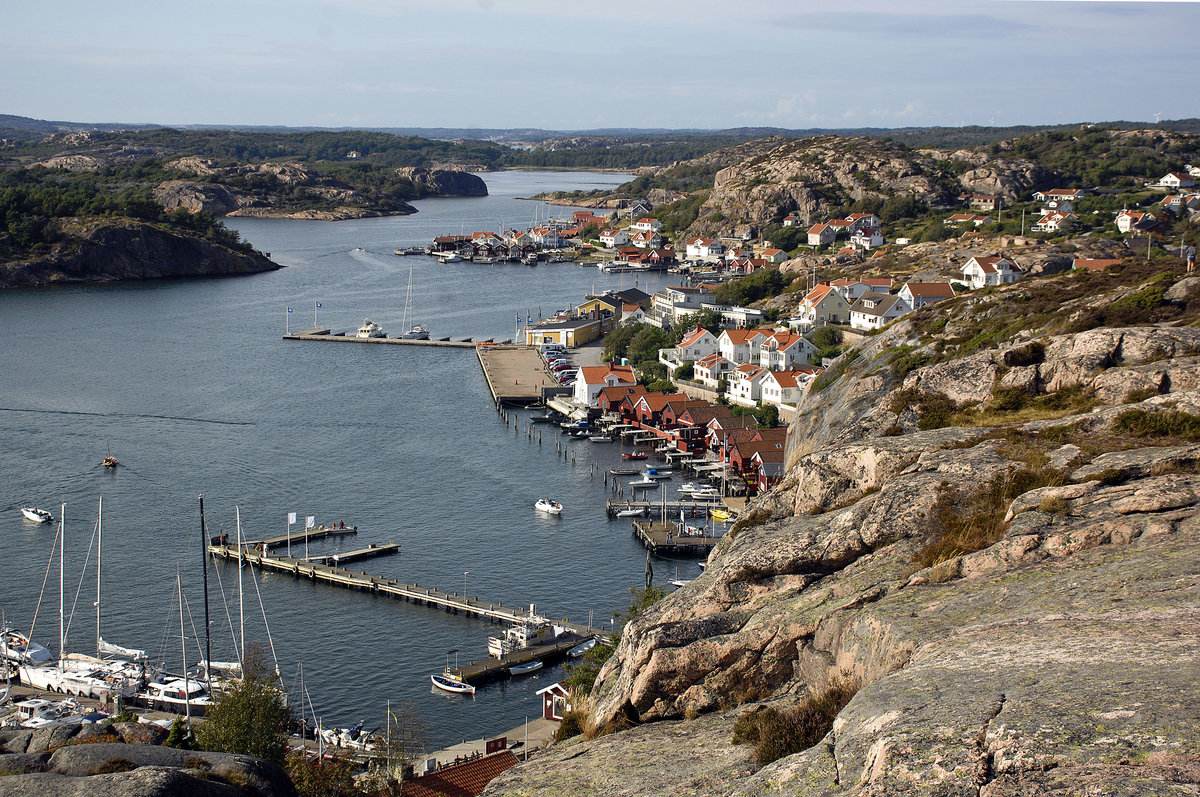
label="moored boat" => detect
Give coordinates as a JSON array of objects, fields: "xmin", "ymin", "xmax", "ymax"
[
  {"xmin": 20, "ymin": 507, "xmax": 53, "ymax": 523},
  {"xmin": 431, "ymin": 673, "xmax": 476, "ymax": 695},
  {"xmin": 621, "ymin": 452, "xmax": 648, "ymax": 460},
  {"xmin": 355, "ymin": 319, "xmax": 386, "ymax": 338},
  {"xmin": 566, "ymin": 638, "xmax": 598, "ymax": 658},
  {"xmin": 507, "ymin": 660, "xmax": 543, "ymax": 676},
  {"xmin": 615, "ymin": 507, "xmax": 647, "ymax": 517}
]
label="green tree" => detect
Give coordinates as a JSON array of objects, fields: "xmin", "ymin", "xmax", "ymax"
[
  {"xmin": 753, "ymin": 402, "xmax": 780, "ymax": 428},
  {"xmin": 284, "ymin": 752, "xmax": 358, "ymax": 797},
  {"xmin": 196, "ymin": 644, "xmax": 291, "ymax": 764}
]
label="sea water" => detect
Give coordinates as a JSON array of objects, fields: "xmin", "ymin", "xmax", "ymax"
[{"xmin": 0, "ymin": 170, "xmax": 704, "ymax": 747}]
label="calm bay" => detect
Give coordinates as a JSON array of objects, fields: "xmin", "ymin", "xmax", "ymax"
[{"xmin": 0, "ymin": 170, "xmax": 696, "ymax": 747}]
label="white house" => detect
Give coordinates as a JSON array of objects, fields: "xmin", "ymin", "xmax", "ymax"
[
  {"xmin": 631, "ymin": 217, "xmax": 663, "ymax": 232},
  {"xmin": 727, "ymin": 364, "xmax": 770, "ymax": 407},
  {"xmin": 760, "ymin": 368, "xmax": 818, "ymax": 407},
  {"xmin": 830, "ymin": 277, "xmax": 892, "ymax": 302},
  {"xmin": 760, "ymin": 248, "xmax": 788, "ymax": 264},
  {"xmin": 1151, "ymin": 172, "xmax": 1196, "ymax": 190},
  {"xmin": 620, "ymin": 303, "xmax": 647, "ymax": 324},
  {"xmin": 599, "ymin": 229, "xmax": 630, "ymax": 248},
  {"xmin": 755, "ymin": 330, "xmax": 818, "ymax": 369},
  {"xmin": 961, "ymin": 256, "xmax": 1020, "ymax": 289},
  {"xmin": 659, "ymin": 325, "xmax": 719, "ymax": 370},
  {"xmin": 796, "ymin": 284, "xmax": 851, "ymax": 327},
  {"xmin": 782, "ymin": 214, "xmax": 800, "ymax": 227},
  {"xmin": 574, "ymin": 364, "xmax": 637, "ymax": 405},
  {"xmin": 629, "ymin": 230, "xmax": 663, "ymax": 249},
  {"xmin": 717, "ymin": 328, "xmax": 758, "ymax": 364},
  {"xmin": 845, "ymin": 212, "xmax": 881, "ymax": 232},
  {"xmin": 694, "ymin": 352, "xmax": 736, "ymax": 387},
  {"xmin": 850, "ymin": 291, "xmax": 908, "ymax": 331},
  {"xmin": 849, "ymin": 228, "xmax": 885, "ymax": 250},
  {"xmin": 807, "ymin": 223, "xmax": 836, "ymax": 247},
  {"xmin": 684, "ymin": 238, "xmax": 726, "ymax": 261},
  {"xmin": 1032, "ymin": 211, "xmax": 1077, "ymax": 233},
  {"xmin": 1115, "ymin": 209, "xmax": 1155, "ymax": 233},
  {"xmin": 652, "ymin": 286, "xmax": 713, "ymax": 326},
  {"xmin": 899, "ymin": 282, "xmax": 955, "ymax": 311}
]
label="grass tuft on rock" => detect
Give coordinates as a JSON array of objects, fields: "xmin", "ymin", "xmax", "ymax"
[
  {"xmin": 732, "ymin": 677, "xmax": 860, "ymax": 768},
  {"xmin": 914, "ymin": 467, "xmax": 1065, "ymax": 569}
]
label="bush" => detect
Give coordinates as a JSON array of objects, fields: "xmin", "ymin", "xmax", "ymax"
[
  {"xmin": 195, "ymin": 645, "xmax": 291, "ymax": 764},
  {"xmin": 284, "ymin": 751, "xmax": 358, "ymax": 797},
  {"xmin": 92, "ymin": 757, "xmax": 138, "ymax": 775},
  {"xmin": 731, "ymin": 677, "xmax": 860, "ymax": 768},
  {"xmin": 555, "ymin": 708, "xmax": 589, "ymax": 742}
]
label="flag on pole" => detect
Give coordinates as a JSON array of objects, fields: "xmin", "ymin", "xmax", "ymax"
[
  {"xmin": 315, "ymin": 302, "xmax": 322, "ymax": 308},
  {"xmin": 287, "ymin": 512, "xmax": 296, "ymax": 525},
  {"xmin": 287, "ymin": 306, "xmax": 293, "ymax": 314},
  {"xmin": 305, "ymin": 516, "xmax": 315, "ymax": 529}
]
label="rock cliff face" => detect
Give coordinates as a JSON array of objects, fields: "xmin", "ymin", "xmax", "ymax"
[
  {"xmin": 395, "ymin": 167, "xmax": 488, "ymax": 197},
  {"xmin": 486, "ymin": 272, "xmax": 1200, "ymax": 796},
  {"xmin": 0, "ymin": 218, "xmax": 280, "ymax": 289}
]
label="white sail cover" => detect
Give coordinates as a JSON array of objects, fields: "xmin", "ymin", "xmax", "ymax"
[{"xmin": 97, "ymin": 638, "xmax": 147, "ymax": 661}]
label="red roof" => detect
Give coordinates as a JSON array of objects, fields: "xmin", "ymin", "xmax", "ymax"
[
  {"xmin": 1073, "ymin": 258, "xmax": 1123, "ymax": 272},
  {"xmin": 679, "ymin": 326, "xmax": 712, "ymax": 347},
  {"xmin": 404, "ymin": 751, "xmax": 521, "ymax": 797},
  {"xmin": 903, "ymin": 281, "xmax": 955, "ymax": 299}
]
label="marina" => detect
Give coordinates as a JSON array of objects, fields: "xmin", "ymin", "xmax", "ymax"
[
  {"xmin": 0, "ymin": 169, "xmax": 678, "ymax": 749},
  {"xmin": 631, "ymin": 520, "xmax": 724, "ymax": 554}
]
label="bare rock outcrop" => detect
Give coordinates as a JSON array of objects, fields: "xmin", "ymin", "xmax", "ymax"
[
  {"xmin": 395, "ymin": 167, "xmax": 488, "ymax": 197},
  {"xmin": 154, "ymin": 180, "xmax": 245, "ymax": 216}
]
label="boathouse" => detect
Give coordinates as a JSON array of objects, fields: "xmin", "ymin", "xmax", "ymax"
[{"xmin": 536, "ymin": 682, "xmax": 572, "ymax": 721}]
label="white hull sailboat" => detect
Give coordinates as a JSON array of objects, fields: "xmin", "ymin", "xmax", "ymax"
[{"xmin": 400, "ymin": 263, "xmax": 430, "ymax": 340}]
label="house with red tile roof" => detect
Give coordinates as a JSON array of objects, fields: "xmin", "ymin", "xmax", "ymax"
[
  {"xmin": 599, "ymin": 228, "xmax": 630, "ymax": 248},
  {"xmin": 1150, "ymin": 172, "xmax": 1196, "ymax": 190},
  {"xmin": 845, "ymin": 212, "xmax": 881, "ymax": 232},
  {"xmin": 961, "ymin": 256, "xmax": 1020, "ymax": 289},
  {"xmin": 807, "ymin": 222, "xmax": 836, "ymax": 247},
  {"xmin": 755, "ymin": 330, "xmax": 818, "ymax": 369},
  {"xmin": 632, "ymin": 392, "xmax": 689, "ymax": 428},
  {"xmin": 727, "ymin": 363, "xmax": 770, "ymax": 407},
  {"xmin": 1072, "ymin": 257, "xmax": 1124, "ymax": 272},
  {"xmin": 899, "ymin": 281, "xmax": 955, "ymax": 310},
  {"xmin": 1032, "ymin": 211, "xmax": 1077, "ymax": 233},
  {"xmin": 404, "ymin": 751, "xmax": 520, "ymax": 797},
  {"xmin": 629, "ymin": 230, "xmax": 664, "ymax": 249},
  {"xmin": 596, "ymin": 384, "xmax": 648, "ymax": 414},
  {"xmin": 796, "ymin": 284, "xmax": 851, "ymax": 327},
  {"xmin": 574, "ymin": 364, "xmax": 636, "ymax": 405},
  {"xmin": 760, "ymin": 247, "xmax": 788, "ymax": 264},
  {"xmin": 694, "ymin": 352, "xmax": 736, "ymax": 387},
  {"xmin": 944, "ymin": 213, "xmax": 991, "ymax": 226},
  {"xmin": 684, "ymin": 237, "xmax": 726, "ymax": 260},
  {"xmin": 707, "ymin": 416, "xmax": 759, "ymax": 458},
  {"xmin": 1115, "ymin": 209, "xmax": 1159, "ymax": 234},
  {"xmin": 760, "ymin": 368, "xmax": 819, "ymax": 407},
  {"xmin": 631, "ymin": 217, "xmax": 663, "ymax": 232}
]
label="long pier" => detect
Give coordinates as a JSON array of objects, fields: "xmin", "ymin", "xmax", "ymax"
[
  {"xmin": 306, "ymin": 542, "xmax": 400, "ymax": 565},
  {"xmin": 284, "ymin": 331, "xmax": 477, "ymax": 348},
  {"xmin": 605, "ymin": 499, "xmax": 724, "ymax": 518},
  {"xmin": 206, "ymin": 542, "xmax": 600, "ymax": 682}
]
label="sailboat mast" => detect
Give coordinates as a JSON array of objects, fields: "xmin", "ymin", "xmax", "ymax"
[
  {"xmin": 200, "ymin": 495, "xmax": 212, "ymax": 688},
  {"xmin": 59, "ymin": 504, "xmax": 64, "ymax": 664},
  {"xmin": 236, "ymin": 506, "xmax": 244, "ymax": 664},
  {"xmin": 178, "ymin": 573, "xmax": 191, "ymax": 726},
  {"xmin": 96, "ymin": 496, "xmax": 102, "ymax": 657}
]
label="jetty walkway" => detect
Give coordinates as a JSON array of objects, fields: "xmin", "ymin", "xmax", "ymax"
[
  {"xmin": 283, "ymin": 330, "xmax": 476, "ymax": 348},
  {"xmin": 476, "ymin": 344, "xmax": 554, "ymax": 406}
]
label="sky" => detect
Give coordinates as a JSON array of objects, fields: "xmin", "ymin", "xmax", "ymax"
[{"xmin": 3, "ymin": 0, "xmax": 1198, "ymax": 131}]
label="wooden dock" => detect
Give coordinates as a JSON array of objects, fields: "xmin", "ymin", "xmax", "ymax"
[
  {"xmin": 476, "ymin": 344, "xmax": 553, "ymax": 406},
  {"xmin": 284, "ymin": 333, "xmax": 477, "ymax": 348},
  {"xmin": 631, "ymin": 520, "xmax": 723, "ymax": 554},
  {"xmin": 306, "ymin": 542, "xmax": 400, "ymax": 565},
  {"xmin": 449, "ymin": 634, "xmax": 588, "ymax": 685},
  {"xmin": 252, "ymin": 525, "xmax": 358, "ymax": 549},
  {"xmin": 206, "ymin": 542, "xmax": 601, "ymax": 673},
  {"xmin": 606, "ymin": 499, "xmax": 723, "ymax": 518}
]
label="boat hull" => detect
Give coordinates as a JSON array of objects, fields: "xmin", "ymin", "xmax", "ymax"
[{"xmin": 431, "ymin": 674, "xmax": 475, "ymax": 695}]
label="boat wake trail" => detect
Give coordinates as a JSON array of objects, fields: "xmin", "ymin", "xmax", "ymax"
[{"xmin": 0, "ymin": 407, "xmax": 253, "ymax": 427}]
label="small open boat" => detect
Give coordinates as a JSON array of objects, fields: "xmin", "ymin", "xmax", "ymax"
[
  {"xmin": 629, "ymin": 478, "xmax": 659, "ymax": 489},
  {"xmin": 101, "ymin": 456, "xmax": 118, "ymax": 469},
  {"xmin": 535, "ymin": 499, "xmax": 563, "ymax": 514},
  {"xmin": 507, "ymin": 660, "xmax": 543, "ymax": 676},
  {"xmin": 710, "ymin": 508, "xmax": 732, "ymax": 522},
  {"xmin": 621, "ymin": 452, "xmax": 648, "ymax": 460},
  {"xmin": 589, "ymin": 436, "xmax": 613, "ymax": 443},
  {"xmin": 615, "ymin": 507, "xmax": 647, "ymax": 517},
  {"xmin": 609, "ymin": 468, "xmax": 639, "ymax": 476},
  {"xmin": 567, "ymin": 638, "xmax": 598, "ymax": 658},
  {"xmin": 431, "ymin": 673, "xmax": 476, "ymax": 695},
  {"xmin": 21, "ymin": 507, "xmax": 53, "ymax": 523}
]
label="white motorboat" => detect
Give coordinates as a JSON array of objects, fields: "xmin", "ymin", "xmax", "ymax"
[
  {"xmin": 535, "ymin": 499, "xmax": 563, "ymax": 514},
  {"xmin": 685, "ymin": 488, "xmax": 722, "ymax": 500},
  {"xmin": 507, "ymin": 660, "xmax": 543, "ymax": 676},
  {"xmin": 629, "ymin": 477, "xmax": 659, "ymax": 488},
  {"xmin": 488, "ymin": 617, "xmax": 564, "ymax": 659},
  {"xmin": 437, "ymin": 252, "xmax": 462, "ymax": 263},
  {"xmin": 644, "ymin": 467, "xmax": 673, "ymax": 479},
  {"xmin": 431, "ymin": 673, "xmax": 476, "ymax": 695},
  {"xmin": 588, "ymin": 436, "xmax": 613, "ymax": 443},
  {"xmin": 615, "ymin": 507, "xmax": 647, "ymax": 517},
  {"xmin": 567, "ymin": 638, "xmax": 598, "ymax": 658},
  {"xmin": 21, "ymin": 507, "xmax": 53, "ymax": 523},
  {"xmin": 139, "ymin": 676, "xmax": 214, "ymax": 716},
  {"xmin": 355, "ymin": 319, "xmax": 386, "ymax": 339}
]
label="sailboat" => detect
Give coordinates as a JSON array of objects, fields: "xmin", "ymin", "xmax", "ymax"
[
  {"xmin": 400, "ymin": 263, "xmax": 430, "ymax": 340},
  {"xmin": 94, "ymin": 496, "xmax": 148, "ymax": 662}
]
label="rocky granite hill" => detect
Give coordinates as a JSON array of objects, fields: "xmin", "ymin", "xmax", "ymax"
[
  {"xmin": 0, "ymin": 217, "xmax": 279, "ymax": 289},
  {"xmin": 485, "ymin": 268, "xmax": 1200, "ymax": 796}
]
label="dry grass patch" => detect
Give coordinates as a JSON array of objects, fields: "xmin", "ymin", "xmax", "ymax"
[{"xmin": 731, "ymin": 676, "xmax": 860, "ymax": 768}]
